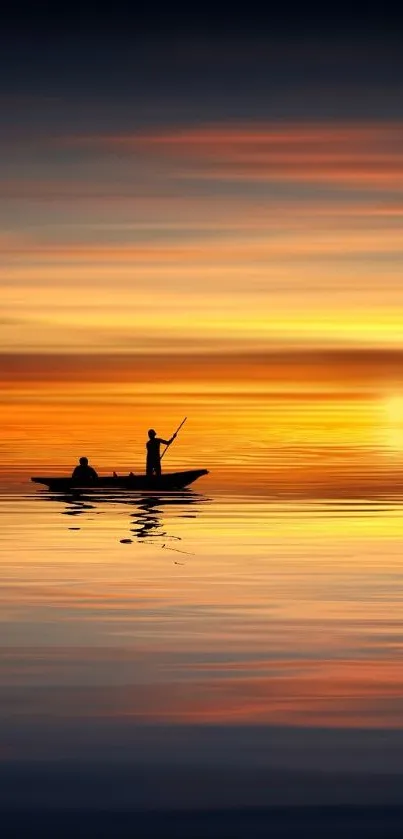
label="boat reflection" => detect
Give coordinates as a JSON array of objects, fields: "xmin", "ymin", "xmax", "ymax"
[{"xmin": 43, "ymin": 489, "xmax": 210, "ymax": 547}]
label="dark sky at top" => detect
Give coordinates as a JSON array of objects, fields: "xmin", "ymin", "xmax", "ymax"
[
  {"xmin": 2, "ymin": 1, "xmax": 403, "ymax": 35},
  {"xmin": 1, "ymin": 3, "xmax": 403, "ymax": 125}
]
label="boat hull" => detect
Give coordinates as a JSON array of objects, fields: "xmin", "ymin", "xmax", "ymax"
[{"xmin": 31, "ymin": 469, "xmax": 209, "ymax": 492}]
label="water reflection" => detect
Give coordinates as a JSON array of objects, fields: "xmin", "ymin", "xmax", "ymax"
[
  {"xmin": 5, "ymin": 490, "xmax": 403, "ymax": 735},
  {"xmin": 43, "ymin": 489, "xmax": 210, "ymax": 547}
]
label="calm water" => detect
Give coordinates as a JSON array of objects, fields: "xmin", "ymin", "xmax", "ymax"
[{"xmin": 2, "ymin": 482, "xmax": 403, "ymax": 817}]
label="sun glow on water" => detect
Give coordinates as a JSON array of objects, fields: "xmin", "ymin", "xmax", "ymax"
[{"xmin": 383, "ymin": 395, "xmax": 403, "ymax": 451}]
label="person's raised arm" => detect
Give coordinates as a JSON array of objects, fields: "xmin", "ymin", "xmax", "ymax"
[{"xmin": 160, "ymin": 433, "xmax": 177, "ymax": 446}]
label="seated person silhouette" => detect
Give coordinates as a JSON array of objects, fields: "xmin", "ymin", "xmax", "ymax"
[
  {"xmin": 71, "ymin": 456, "xmax": 98, "ymax": 484},
  {"xmin": 146, "ymin": 428, "xmax": 176, "ymax": 478}
]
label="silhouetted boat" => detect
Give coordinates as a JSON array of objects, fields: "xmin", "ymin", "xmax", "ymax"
[{"xmin": 31, "ymin": 469, "xmax": 209, "ymax": 492}]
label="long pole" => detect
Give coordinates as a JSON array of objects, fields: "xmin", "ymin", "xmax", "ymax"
[{"xmin": 160, "ymin": 417, "xmax": 187, "ymax": 461}]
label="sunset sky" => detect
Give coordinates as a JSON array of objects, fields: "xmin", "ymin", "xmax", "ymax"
[
  {"xmin": 1, "ymin": 9, "xmax": 403, "ymax": 479},
  {"xmin": 6, "ymin": 17, "xmax": 403, "ymax": 831}
]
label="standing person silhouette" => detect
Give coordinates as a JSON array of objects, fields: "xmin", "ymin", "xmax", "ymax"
[{"xmin": 146, "ymin": 429, "xmax": 176, "ymax": 478}]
